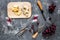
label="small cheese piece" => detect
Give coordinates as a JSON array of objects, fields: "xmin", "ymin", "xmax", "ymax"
[
  {"xmin": 22, "ymin": 6, "xmax": 29, "ymax": 17},
  {"xmin": 12, "ymin": 5, "xmax": 21, "ymax": 16},
  {"xmin": 12, "ymin": 5, "xmax": 19, "ymax": 13}
]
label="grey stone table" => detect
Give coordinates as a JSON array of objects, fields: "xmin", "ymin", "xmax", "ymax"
[{"xmin": 0, "ymin": 0, "xmax": 60, "ymax": 40}]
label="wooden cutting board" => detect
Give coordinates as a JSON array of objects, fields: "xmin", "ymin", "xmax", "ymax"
[{"xmin": 7, "ymin": 2, "xmax": 32, "ymax": 18}]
